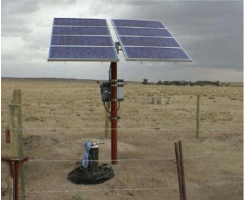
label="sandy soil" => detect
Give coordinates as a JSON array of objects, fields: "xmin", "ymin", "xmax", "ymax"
[{"xmin": 1, "ymin": 78, "xmax": 243, "ymax": 200}]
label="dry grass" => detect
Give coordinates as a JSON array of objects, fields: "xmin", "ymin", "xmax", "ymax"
[{"xmin": 1, "ymin": 78, "xmax": 243, "ymax": 200}]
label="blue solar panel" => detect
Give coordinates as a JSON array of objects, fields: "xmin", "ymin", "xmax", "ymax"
[
  {"xmin": 120, "ymin": 37, "xmax": 180, "ymax": 47},
  {"xmin": 48, "ymin": 18, "xmax": 119, "ymax": 62},
  {"xmin": 124, "ymin": 47, "xmax": 190, "ymax": 61},
  {"xmin": 112, "ymin": 19, "xmax": 164, "ymax": 28},
  {"xmin": 52, "ymin": 27, "xmax": 109, "ymax": 36},
  {"xmin": 112, "ymin": 19, "xmax": 191, "ymax": 62},
  {"xmin": 116, "ymin": 28, "xmax": 171, "ymax": 37},
  {"xmin": 54, "ymin": 18, "xmax": 107, "ymax": 26},
  {"xmin": 51, "ymin": 36, "xmax": 113, "ymax": 46},
  {"xmin": 49, "ymin": 47, "xmax": 118, "ymax": 61}
]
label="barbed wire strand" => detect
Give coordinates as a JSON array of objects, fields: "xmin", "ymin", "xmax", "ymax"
[
  {"xmin": 5, "ymin": 127, "xmax": 243, "ymax": 131},
  {"xmin": 23, "ymin": 181, "xmax": 243, "ymax": 194},
  {"xmin": 1, "ymin": 128, "xmax": 242, "ymax": 137},
  {"xmin": 28, "ymin": 152, "xmax": 242, "ymax": 163}
]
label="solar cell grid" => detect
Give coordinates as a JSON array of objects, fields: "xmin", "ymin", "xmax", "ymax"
[
  {"xmin": 54, "ymin": 18, "xmax": 107, "ymax": 26},
  {"xmin": 116, "ymin": 27, "xmax": 171, "ymax": 37},
  {"xmin": 52, "ymin": 26, "xmax": 110, "ymax": 36},
  {"xmin": 48, "ymin": 18, "xmax": 119, "ymax": 62},
  {"xmin": 51, "ymin": 36, "xmax": 113, "ymax": 46},
  {"xmin": 124, "ymin": 47, "xmax": 190, "ymax": 61},
  {"xmin": 49, "ymin": 47, "xmax": 118, "ymax": 61},
  {"xmin": 112, "ymin": 19, "xmax": 192, "ymax": 62},
  {"xmin": 120, "ymin": 37, "xmax": 180, "ymax": 47},
  {"xmin": 113, "ymin": 19, "xmax": 164, "ymax": 28}
]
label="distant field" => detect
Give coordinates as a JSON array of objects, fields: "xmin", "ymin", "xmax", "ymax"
[
  {"xmin": 228, "ymin": 82, "xmax": 243, "ymax": 87},
  {"xmin": 1, "ymin": 78, "xmax": 243, "ymax": 200}
]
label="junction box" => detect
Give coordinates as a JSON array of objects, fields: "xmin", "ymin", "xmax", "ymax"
[{"xmin": 100, "ymin": 79, "xmax": 124, "ymax": 102}]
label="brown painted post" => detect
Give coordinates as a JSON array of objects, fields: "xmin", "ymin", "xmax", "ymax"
[
  {"xmin": 179, "ymin": 140, "xmax": 187, "ymax": 200},
  {"xmin": 6, "ymin": 128, "xmax": 10, "ymax": 143},
  {"xmin": 196, "ymin": 95, "xmax": 201, "ymax": 138},
  {"xmin": 174, "ymin": 142, "xmax": 183, "ymax": 200},
  {"xmin": 111, "ymin": 62, "xmax": 117, "ymax": 164}
]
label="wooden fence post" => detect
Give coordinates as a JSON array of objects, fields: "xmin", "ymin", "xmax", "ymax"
[
  {"xmin": 105, "ymin": 102, "xmax": 110, "ymax": 138},
  {"xmin": 157, "ymin": 97, "xmax": 162, "ymax": 105},
  {"xmin": 9, "ymin": 89, "xmax": 25, "ymax": 200},
  {"xmin": 196, "ymin": 95, "xmax": 201, "ymax": 138}
]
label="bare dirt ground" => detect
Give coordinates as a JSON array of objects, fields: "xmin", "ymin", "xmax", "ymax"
[{"xmin": 1, "ymin": 78, "xmax": 243, "ymax": 200}]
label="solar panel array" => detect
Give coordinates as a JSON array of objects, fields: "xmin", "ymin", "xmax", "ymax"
[
  {"xmin": 48, "ymin": 18, "xmax": 119, "ymax": 62},
  {"xmin": 112, "ymin": 19, "xmax": 192, "ymax": 62},
  {"xmin": 48, "ymin": 18, "xmax": 192, "ymax": 63}
]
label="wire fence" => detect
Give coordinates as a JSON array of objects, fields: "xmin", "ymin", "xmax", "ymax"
[
  {"xmin": 3, "ymin": 127, "xmax": 243, "ymax": 132},
  {"xmin": 1, "ymin": 91, "xmax": 243, "ymax": 199},
  {"xmin": 2, "ymin": 152, "xmax": 243, "ymax": 197},
  {"xmin": 27, "ymin": 152, "xmax": 242, "ymax": 163},
  {"xmin": 23, "ymin": 181, "xmax": 243, "ymax": 195}
]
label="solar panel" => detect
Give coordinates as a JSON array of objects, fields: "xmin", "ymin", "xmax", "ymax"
[
  {"xmin": 116, "ymin": 27, "xmax": 171, "ymax": 37},
  {"xmin": 112, "ymin": 19, "xmax": 192, "ymax": 62},
  {"xmin": 112, "ymin": 19, "xmax": 164, "ymax": 28},
  {"xmin": 51, "ymin": 36, "xmax": 113, "ymax": 46},
  {"xmin": 120, "ymin": 37, "xmax": 180, "ymax": 47},
  {"xmin": 49, "ymin": 47, "xmax": 118, "ymax": 61},
  {"xmin": 53, "ymin": 18, "xmax": 107, "ymax": 26},
  {"xmin": 52, "ymin": 27, "xmax": 110, "ymax": 35},
  {"xmin": 124, "ymin": 47, "xmax": 190, "ymax": 60},
  {"xmin": 48, "ymin": 18, "xmax": 119, "ymax": 62}
]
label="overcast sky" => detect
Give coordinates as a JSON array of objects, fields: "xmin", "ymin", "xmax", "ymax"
[{"xmin": 1, "ymin": 0, "xmax": 243, "ymax": 82}]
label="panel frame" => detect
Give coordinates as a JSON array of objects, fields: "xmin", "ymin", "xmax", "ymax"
[
  {"xmin": 48, "ymin": 18, "xmax": 119, "ymax": 62},
  {"xmin": 111, "ymin": 19, "xmax": 192, "ymax": 62}
]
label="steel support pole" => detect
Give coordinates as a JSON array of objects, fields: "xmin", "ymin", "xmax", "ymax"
[{"xmin": 110, "ymin": 62, "xmax": 117, "ymax": 164}]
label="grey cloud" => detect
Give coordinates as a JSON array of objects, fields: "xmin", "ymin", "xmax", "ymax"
[
  {"xmin": 1, "ymin": 0, "xmax": 243, "ymax": 82},
  {"xmin": 26, "ymin": 38, "xmax": 50, "ymax": 50},
  {"xmin": 121, "ymin": 1, "xmax": 243, "ymax": 71},
  {"xmin": 1, "ymin": 15, "xmax": 27, "ymax": 26},
  {"xmin": 1, "ymin": 1, "xmax": 40, "ymax": 16},
  {"xmin": 67, "ymin": 0, "xmax": 77, "ymax": 4},
  {"xmin": 77, "ymin": 0, "xmax": 133, "ymax": 19},
  {"xmin": 30, "ymin": 0, "xmax": 77, "ymax": 7},
  {"xmin": 2, "ymin": 25, "xmax": 33, "ymax": 36},
  {"xmin": 1, "ymin": 54, "xmax": 20, "ymax": 60}
]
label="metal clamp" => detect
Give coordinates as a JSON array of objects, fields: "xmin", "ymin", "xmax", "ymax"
[
  {"xmin": 111, "ymin": 84, "xmax": 117, "ymax": 87},
  {"xmin": 110, "ymin": 116, "xmax": 120, "ymax": 121},
  {"xmin": 92, "ymin": 140, "xmax": 104, "ymax": 146},
  {"xmin": 110, "ymin": 79, "xmax": 117, "ymax": 82},
  {"xmin": 111, "ymin": 99, "xmax": 117, "ymax": 101}
]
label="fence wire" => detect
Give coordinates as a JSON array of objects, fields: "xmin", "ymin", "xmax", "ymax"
[
  {"xmin": 28, "ymin": 152, "xmax": 242, "ymax": 163},
  {"xmin": 23, "ymin": 181, "xmax": 243, "ymax": 195},
  {"xmin": 4, "ymin": 127, "xmax": 243, "ymax": 132}
]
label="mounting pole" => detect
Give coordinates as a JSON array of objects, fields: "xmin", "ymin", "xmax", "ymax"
[
  {"xmin": 110, "ymin": 62, "xmax": 117, "ymax": 164},
  {"xmin": 1, "ymin": 157, "xmax": 28, "ymax": 200}
]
